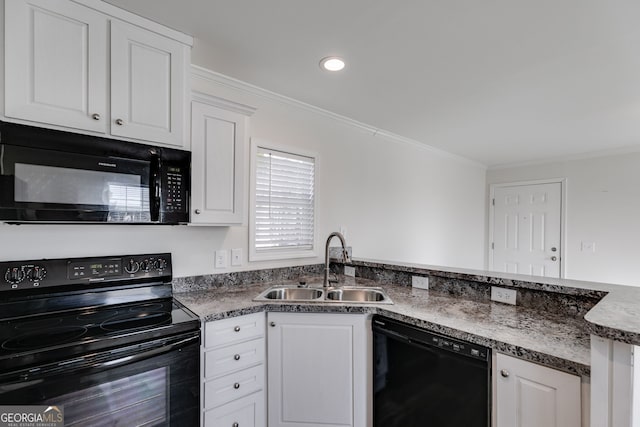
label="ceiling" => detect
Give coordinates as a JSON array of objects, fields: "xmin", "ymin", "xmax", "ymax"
[{"xmin": 105, "ymin": 0, "xmax": 640, "ymax": 167}]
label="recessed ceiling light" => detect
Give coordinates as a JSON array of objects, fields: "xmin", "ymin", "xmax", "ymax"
[{"xmin": 319, "ymin": 56, "xmax": 345, "ymax": 72}]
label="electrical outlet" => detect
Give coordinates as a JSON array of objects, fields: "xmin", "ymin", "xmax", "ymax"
[
  {"xmin": 412, "ymin": 276, "xmax": 429, "ymax": 290},
  {"xmin": 344, "ymin": 266, "xmax": 356, "ymax": 277},
  {"xmin": 491, "ymin": 286, "xmax": 517, "ymax": 305},
  {"xmin": 231, "ymin": 248, "xmax": 242, "ymax": 266},
  {"xmin": 215, "ymin": 250, "xmax": 228, "ymax": 269}
]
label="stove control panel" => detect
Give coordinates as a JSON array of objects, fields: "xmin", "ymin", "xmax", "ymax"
[{"xmin": 0, "ymin": 253, "xmax": 171, "ymax": 292}]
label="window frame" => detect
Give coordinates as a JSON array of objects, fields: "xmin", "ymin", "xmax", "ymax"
[{"xmin": 249, "ymin": 138, "xmax": 319, "ymax": 261}]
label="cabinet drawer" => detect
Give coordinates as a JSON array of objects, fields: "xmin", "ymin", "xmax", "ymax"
[
  {"xmin": 205, "ymin": 338, "xmax": 265, "ymax": 379},
  {"xmin": 204, "ymin": 391, "xmax": 265, "ymax": 427},
  {"xmin": 205, "ymin": 312, "xmax": 265, "ymax": 348},
  {"xmin": 204, "ymin": 365, "xmax": 265, "ymax": 409}
]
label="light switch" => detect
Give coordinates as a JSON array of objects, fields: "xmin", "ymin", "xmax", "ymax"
[{"xmin": 215, "ymin": 250, "xmax": 228, "ymax": 269}]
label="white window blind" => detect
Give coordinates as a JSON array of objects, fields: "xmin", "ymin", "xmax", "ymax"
[{"xmin": 254, "ymin": 146, "xmax": 315, "ymax": 254}]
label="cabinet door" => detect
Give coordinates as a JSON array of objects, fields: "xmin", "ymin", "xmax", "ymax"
[
  {"xmin": 267, "ymin": 312, "xmax": 367, "ymax": 427},
  {"xmin": 5, "ymin": 0, "xmax": 107, "ymax": 132},
  {"xmin": 110, "ymin": 20, "xmax": 186, "ymax": 147},
  {"xmin": 496, "ymin": 353, "xmax": 581, "ymax": 427},
  {"xmin": 190, "ymin": 101, "xmax": 246, "ymax": 225}
]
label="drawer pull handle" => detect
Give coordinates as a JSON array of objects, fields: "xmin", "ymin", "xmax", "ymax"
[
  {"xmin": 234, "ymin": 326, "xmax": 241, "ymax": 332},
  {"xmin": 234, "ymin": 382, "xmax": 240, "ymax": 389},
  {"xmin": 234, "ymin": 354, "xmax": 241, "ymax": 361},
  {"xmin": 233, "ymin": 423, "xmax": 239, "ymax": 427},
  {"xmin": 501, "ymin": 369, "xmax": 510, "ymax": 378}
]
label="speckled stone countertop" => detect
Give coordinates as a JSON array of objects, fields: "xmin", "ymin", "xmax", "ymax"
[
  {"xmin": 175, "ymin": 275, "xmax": 591, "ymax": 377},
  {"xmin": 348, "ymin": 258, "xmax": 640, "ymax": 346}
]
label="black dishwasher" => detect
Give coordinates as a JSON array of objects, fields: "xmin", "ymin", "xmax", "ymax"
[{"xmin": 373, "ymin": 315, "xmax": 491, "ymax": 427}]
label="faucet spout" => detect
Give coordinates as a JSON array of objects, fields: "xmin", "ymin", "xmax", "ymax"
[{"xmin": 324, "ymin": 231, "xmax": 350, "ymax": 287}]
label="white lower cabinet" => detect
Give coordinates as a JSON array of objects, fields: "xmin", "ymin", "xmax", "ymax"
[
  {"xmin": 202, "ymin": 312, "xmax": 266, "ymax": 427},
  {"xmin": 267, "ymin": 312, "xmax": 368, "ymax": 427},
  {"xmin": 495, "ymin": 353, "xmax": 581, "ymax": 427}
]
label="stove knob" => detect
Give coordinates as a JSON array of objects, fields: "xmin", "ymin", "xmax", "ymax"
[
  {"xmin": 157, "ymin": 258, "xmax": 168, "ymax": 270},
  {"xmin": 5, "ymin": 267, "xmax": 25, "ymax": 284},
  {"xmin": 27, "ymin": 266, "xmax": 46, "ymax": 282},
  {"xmin": 124, "ymin": 259, "xmax": 140, "ymax": 274},
  {"xmin": 140, "ymin": 259, "xmax": 151, "ymax": 272},
  {"xmin": 149, "ymin": 259, "xmax": 159, "ymax": 270}
]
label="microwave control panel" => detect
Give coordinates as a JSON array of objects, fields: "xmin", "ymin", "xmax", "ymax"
[{"xmin": 163, "ymin": 166, "xmax": 186, "ymax": 214}]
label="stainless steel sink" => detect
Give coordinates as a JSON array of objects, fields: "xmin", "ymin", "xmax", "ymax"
[
  {"xmin": 254, "ymin": 285, "xmax": 392, "ymax": 304},
  {"xmin": 255, "ymin": 287, "xmax": 324, "ymax": 301},
  {"xmin": 326, "ymin": 287, "xmax": 391, "ymax": 303}
]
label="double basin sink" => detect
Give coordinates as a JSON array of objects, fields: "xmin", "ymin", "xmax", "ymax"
[{"xmin": 254, "ymin": 285, "xmax": 392, "ymax": 304}]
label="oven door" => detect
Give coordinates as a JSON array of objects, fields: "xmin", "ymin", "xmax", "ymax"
[
  {"xmin": 0, "ymin": 332, "xmax": 200, "ymax": 426},
  {"xmin": 0, "ymin": 143, "xmax": 155, "ymax": 223}
]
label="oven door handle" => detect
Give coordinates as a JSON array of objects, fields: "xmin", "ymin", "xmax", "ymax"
[{"xmin": 93, "ymin": 334, "xmax": 199, "ymax": 370}]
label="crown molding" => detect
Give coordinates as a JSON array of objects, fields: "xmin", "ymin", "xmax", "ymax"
[
  {"xmin": 489, "ymin": 144, "xmax": 640, "ymax": 170},
  {"xmin": 192, "ymin": 91, "xmax": 257, "ymax": 116},
  {"xmin": 191, "ymin": 65, "xmax": 485, "ymax": 169}
]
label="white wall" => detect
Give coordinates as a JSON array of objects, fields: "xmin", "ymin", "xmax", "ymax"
[
  {"xmin": 487, "ymin": 152, "xmax": 640, "ymax": 286},
  {"xmin": 0, "ymin": 66, "xmax": 487, "ymax": 277}
]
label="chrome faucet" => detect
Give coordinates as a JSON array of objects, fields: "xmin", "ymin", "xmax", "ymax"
[{"xmin": 324, "ymin": 231, "xmax": 351, "ymax": 287}]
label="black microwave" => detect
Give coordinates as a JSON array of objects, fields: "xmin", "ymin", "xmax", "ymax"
[{"xmin": 0, "ymin": 122, "xmax": 190, "ymax": 224}]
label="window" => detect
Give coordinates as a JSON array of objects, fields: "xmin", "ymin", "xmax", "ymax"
[{"xmin": 250, "ymin": 140, "xmax": 317, "ymax": 261}]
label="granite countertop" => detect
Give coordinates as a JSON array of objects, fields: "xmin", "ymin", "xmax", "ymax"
[
  {"xmin": 347, "ymin": 258, "xmax": 640, "ymax": 346},
  {"xmin": 175, "ymin": 275, "xmax": 591, "ymax": 377}
]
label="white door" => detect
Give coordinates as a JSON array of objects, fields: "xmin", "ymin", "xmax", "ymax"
[
  {"xmin": 496, "ymin": 353, "xmax": 581, "ymax": 427},
  {"xmin": 267, "ymin": 312, "xmax": 367, "ymax": 427},
  {"xmin": 110, "ymin": 20, "xmax": 186, "ymax": 147},
  {"xmin": 491, "ymin": 182, "xmax": 562, "ymax": 277},
  {"xmin": 5, "ymin": 0, "xmax": 108, "ymax": 133}
]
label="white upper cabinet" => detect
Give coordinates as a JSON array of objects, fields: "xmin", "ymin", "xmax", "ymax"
[
  {"xmin": 110, "ymin": 21, "xmax": 186, "ymax": 147},
  {"xmin": 5, "ymin": 0, "xmax": 108, "ymax": 133},
  {"xmin": 4, "ymin": 0, "xmax": 191, "ymax": 149},
  {"xmin": 190, "ymin": 94, "xmax": 255, "ymax": 225}
]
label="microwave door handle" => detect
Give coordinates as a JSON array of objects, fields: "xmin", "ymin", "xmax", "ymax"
[{"xmin": 150, "ymin": 154, "xmax": 161, "ymax": 222}]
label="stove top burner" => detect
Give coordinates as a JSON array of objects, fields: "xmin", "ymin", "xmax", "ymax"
[
  {"xmin": 0, "ymin": 299, "xmax": 184, "ymax": 356},
  {"xmin": 3, "ymin": 326, "xmax": 88, "ymax": 351}
]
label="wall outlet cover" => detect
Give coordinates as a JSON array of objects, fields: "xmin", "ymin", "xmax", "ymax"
[
  {"xmin": 344, "ymin": 266, "xmax": 356, "ymax": 277},
  {"xmin": 491, "ymin": 286, "xmax": 517, "ymax": 305},
  {"xmin": 412, "ymin": 276, "xmax": 429, "ymax": 290},
  {"xmin": 215, "ymin": 250, "xmax": 228, "ymax": 269},
  {"xmin": 231, "ymin": 248, "xmax": 242, "ymax": 266}
]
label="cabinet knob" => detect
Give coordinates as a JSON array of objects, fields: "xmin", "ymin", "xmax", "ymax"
[
  {"xmin": 234, "ymin": 354, "xmax": 240, "ymax": 361},
  {"xmin": 92, "ymin": 113, "xmax": 101, "ymax": 121},
  {"xmin": 234, "ymin": 382, "xmax": 240, "ymax": 389},
  {"xmin": 551, "ymin": 247, "xmax": 557, "ymax": 252},
  {"xmin": 501, "ymin": 369, "xmax": 510, "ymax": 378},
  {"xmin": 194, "ymin": 209, "xmax": 201, "ymax": 215},
  {"xmin": 115, "ymin": 118, "xmax": 124, "ymax": 126},
  {"xmin": 234, "ymin": 326, "xmax": 241, "ymax": 332},
  {"xmin": 270, "ymin": 322, "xmax": 276, "ymax": 327},
  {"xmin": 551, "ymin": 256, "xmax": 558, "ymax": 262},
  {"xmin": 233, "ymin": 423, "xmax": 239, "ymax": 427}
]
